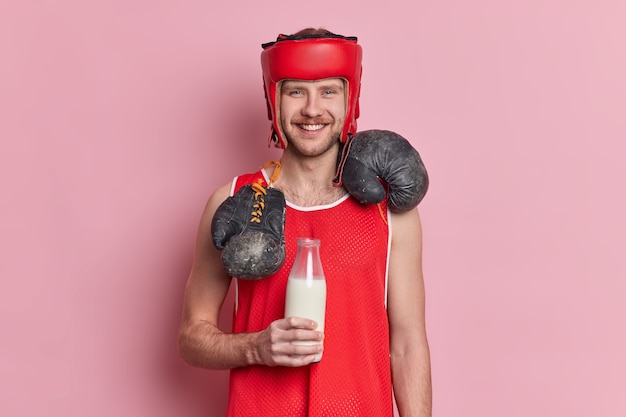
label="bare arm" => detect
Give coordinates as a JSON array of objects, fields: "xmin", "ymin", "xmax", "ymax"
[
  {"xmin": 178, "ymin": 182, "xmax": 323, "ymax": 369},
  {"xmin": 388, "ymin": 208, "xmax": 432, "ymax": 417}
]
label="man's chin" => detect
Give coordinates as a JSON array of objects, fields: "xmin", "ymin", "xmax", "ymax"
[
  {"xmin": 285, "ymin": 129, "xmax": 342, "ymax": 145},
  {"xmin": 288, "ymin": 140, "xmax": 341, "ymax": 158}
]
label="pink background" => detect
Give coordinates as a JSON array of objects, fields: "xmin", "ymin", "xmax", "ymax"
[{"xmin": 1, "ymin": 1, "xmax": 625, "ymax": 416}]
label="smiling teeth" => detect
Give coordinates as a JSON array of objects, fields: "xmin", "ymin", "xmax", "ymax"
[{"xmin": 300, "ymin": 124, "xmax": 325, "ymax": 131}]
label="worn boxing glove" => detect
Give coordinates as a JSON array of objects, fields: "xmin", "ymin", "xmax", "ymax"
[
  {"xmin": 211, "ymin": 180, "xmax": 286, "ymax": 279},
  {"xmin": 333, "ymin": 129, "xmax": 429, "ymax": 212}
]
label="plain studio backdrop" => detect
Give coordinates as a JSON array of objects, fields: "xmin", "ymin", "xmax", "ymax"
[{"xmin": 1, "ymin": 1, "xmax": 624, "ymax": 416}]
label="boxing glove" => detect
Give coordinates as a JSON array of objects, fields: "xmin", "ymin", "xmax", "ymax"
[
  {"xmin": 211, "ymin": 180, "xmax": 286, "ymax": 279},
  {"xmin": 333, "ymin": 129, "xmax": 429, "ymax": 212}
]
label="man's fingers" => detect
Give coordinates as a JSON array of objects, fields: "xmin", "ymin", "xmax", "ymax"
[
  {"xmin": 261, "ymin": 317, "xmax": 324, "ymax": 367},
  {"xmin": 271, "ymin": 324, "xmax": 323, "ymax": 344},
  {"xmin": 278, "ymin": 316, "xmax": 319, "ymax": 330},
  {"xmin": 271, "ymin": 342, "xmax": 323, "ymax": 367}
]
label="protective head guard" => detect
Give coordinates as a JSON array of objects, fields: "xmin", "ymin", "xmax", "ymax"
[{"xmin": 261, "ymin": 32, "xmax": 363, "ymax": 148}]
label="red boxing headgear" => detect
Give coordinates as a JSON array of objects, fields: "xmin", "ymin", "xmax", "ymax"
[{"xmin": 261, "ymin": 33, "xmax": 363, "ymax": 148}]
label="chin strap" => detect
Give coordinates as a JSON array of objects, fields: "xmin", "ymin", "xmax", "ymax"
[{"xmin": 267, "ymin": 127, "xmax": 283, "ymax": 149}]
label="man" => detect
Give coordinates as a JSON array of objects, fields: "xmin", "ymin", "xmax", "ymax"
[{"xmin": 178, "ymin": 28, "xmax": 432, "ymax": 417}]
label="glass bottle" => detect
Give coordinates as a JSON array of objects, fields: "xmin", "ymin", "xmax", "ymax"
[{"xmin": 284, "ymin": 237, "xmax": 327, "ymax": 362}]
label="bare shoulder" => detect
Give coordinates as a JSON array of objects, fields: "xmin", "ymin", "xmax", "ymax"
[
  {"xmin": 201, "ymin": 181, "xmax": 233, "ymax": 222},
  {"xmin": 194, "ymin": 180, "xmax": 235, "ymax": 253},
  {"xmin": 182, "ymin": 180, "xmax": 234, "ymax": 323},
  {"xmin": 389, "ymin": 208, "xmax": 423, "ymax": 245},
  {"xmin": 387, "ymin": 207, "xmax": 426, "ymax": 334},
  {"xmin": 189, "ymin": 179, "xmax": 233, "ymax": 283}
]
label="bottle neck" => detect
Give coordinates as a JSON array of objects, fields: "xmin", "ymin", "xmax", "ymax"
[{"xmin": 291, "ymin": 238, "xmax": 324, "ymax": 280}]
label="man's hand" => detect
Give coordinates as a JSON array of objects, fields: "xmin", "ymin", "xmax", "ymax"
[{"xmin": 254, "ymin": 317, "xmax": 324, "ymax": 367}]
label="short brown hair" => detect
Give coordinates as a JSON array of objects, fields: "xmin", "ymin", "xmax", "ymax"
[{"xmin": 291, "ymin": 27, "xmax": 337, "ymax": 37}]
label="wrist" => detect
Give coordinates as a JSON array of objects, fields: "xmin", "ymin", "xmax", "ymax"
[{"xmin": 244, "ymin": 332, "xmax": 263, "ymax": 366}]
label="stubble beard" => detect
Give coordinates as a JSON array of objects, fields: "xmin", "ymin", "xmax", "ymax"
[{"xmin": 281, "ymin": 117, "xmax": 344, "ymax": 158}]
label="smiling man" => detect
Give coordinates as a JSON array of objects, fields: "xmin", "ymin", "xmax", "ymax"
[
  {"xmin": 178, "ymin": 28, "xmax": 432, "ymax": 417},
  {"xmin": 279, "ymin": 78, "xmax": 346, "ymax": 158}
]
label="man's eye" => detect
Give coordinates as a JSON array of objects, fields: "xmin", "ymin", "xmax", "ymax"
[{"xmin": 289, "ymin": 90, "xmax": 303, "ymax": 96}]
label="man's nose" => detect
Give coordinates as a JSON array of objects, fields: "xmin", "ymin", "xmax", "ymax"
[{"xmin": 302, "ymin": 95, "xmax": 323, "ymax": 117}]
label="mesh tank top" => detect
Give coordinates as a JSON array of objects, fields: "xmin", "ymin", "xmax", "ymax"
[{"xmin": 226, "ymin": 170, "xmax": 393, "ymax": 417}]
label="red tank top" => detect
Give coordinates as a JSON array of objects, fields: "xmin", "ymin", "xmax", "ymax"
[{"xmin": 226, "ymin": 170, "xmax": 393, "ymax": 417}]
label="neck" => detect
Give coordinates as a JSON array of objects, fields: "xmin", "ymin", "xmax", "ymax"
[{"xmin": 270, "ymin": 147, "xmax": 346, "ymax": 206}]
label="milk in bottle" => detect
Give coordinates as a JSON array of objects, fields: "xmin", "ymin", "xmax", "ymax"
[{"xmin": 284, "ymin": 238, "xmax": 327, "ymax": 362}]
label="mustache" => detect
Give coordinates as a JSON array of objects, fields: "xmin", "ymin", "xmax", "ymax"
[{"xmin": 291, "ymin": 117, "xmax": 334, "ymax": 125}]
